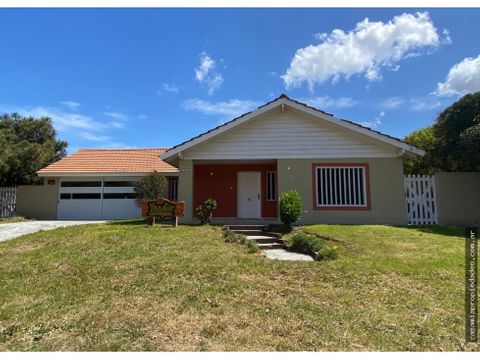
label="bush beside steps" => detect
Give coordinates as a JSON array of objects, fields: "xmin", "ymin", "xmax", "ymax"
[
  {"xmin": 223, "ymin": 227, "xmax": 259, "ymax": 254},
  {"xmin": 286, "ymin": 232, "xmax": 338, "ymax": 261}
]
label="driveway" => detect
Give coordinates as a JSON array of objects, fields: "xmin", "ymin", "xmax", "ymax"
[{"xmin": 0, "ymin": 220, "xmax": 106, "ymax": 242}]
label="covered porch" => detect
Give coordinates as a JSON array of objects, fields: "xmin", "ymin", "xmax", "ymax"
[{"xmin": 190, "ymin": 160, "xmax": 278, "ymax": 222}]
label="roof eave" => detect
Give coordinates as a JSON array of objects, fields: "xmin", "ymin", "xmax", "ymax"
[{"xmin": 37, "ymin": 171, "xmax": 179, "ymax": 177}]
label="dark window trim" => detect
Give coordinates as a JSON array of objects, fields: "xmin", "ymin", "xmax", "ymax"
[
  {"xmin": 104, "ymin": 181, "xmax": 137, "ymax": 188},
  {"xmin": 61, "ymin": 181, "xmax": 102, "ymax": 188},
  {"xmin": 103, "ymin": 193, "xmax": 137, "ymax": 199}
]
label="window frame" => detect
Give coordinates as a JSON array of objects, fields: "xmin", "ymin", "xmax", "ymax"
[
  {"xmin": 311, "ymin": 163, "xmax": 371, "ymax": 211},
  {"xmin": 60, "ymin": 181, "xmax": 102, "ymax": 188},
  {"xmin": 266, "ymin": 171, "xmax": 277, "ymax": 201},
  {"xmin": 103, "ymin": 193, "xmax": 137, "ymax": 199},
  {"xmin": 169, "ymin": 177, "xmax": 178, "ymax": 201}
]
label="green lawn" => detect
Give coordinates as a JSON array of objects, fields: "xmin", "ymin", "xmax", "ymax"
[{"xmin": 0, "ymin": 221, "xmax": 477, "ymax": 351}]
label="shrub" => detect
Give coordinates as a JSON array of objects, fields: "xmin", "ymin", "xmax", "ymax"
[
  {"xmin": 134, "ymin": 171, "xmax": 168, "ymax": 204},
  {"xmin": 279, "ymin": 190, "xmax": 303, "ymax": 231},
  {"xmin": 223, "ymin": 228, "xmax": 246, "ymax": 244},
  {"xmin": 288, "ymin": 232, "xmax": 339, "ymax": 261},
  {"xmin": 223, "ymin": 228, "xmax": 236, "ymax": 243},
  {"xmin": 315, "ymin": 246, "xmax": 338, "ymax": 261},
  {"xmin": 196, "ymin": 198, "xmax": 217, "ymax": 225},
  {"xmin": 289, "ymin": 233, "xmax": 323, "ymax": 255},
  {"xmin": 245, "ymin": 238, "xmax": 259, "ymax": 254}
]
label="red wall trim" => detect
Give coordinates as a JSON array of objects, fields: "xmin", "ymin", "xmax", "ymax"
[
  {"xmin": 311, "ymin": 163, "xmax": 371, "ymax": 211},
  {"xmin": 193, "ymin": 164, "xmax": 277, "ymax": 218}
]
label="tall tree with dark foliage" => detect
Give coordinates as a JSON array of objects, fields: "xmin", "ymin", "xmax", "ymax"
[
  {"xmin": 404, "ymin": 92, "xmax": 480, "ymax": 174},
  {"xmin": 0, "ymin": 113, "xmax": 67, "ymax": 186}
]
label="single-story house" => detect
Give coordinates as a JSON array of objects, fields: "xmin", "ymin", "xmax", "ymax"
[{"xmin": 31, "ymin": 94, "xmax": 425, "ymax": 224}]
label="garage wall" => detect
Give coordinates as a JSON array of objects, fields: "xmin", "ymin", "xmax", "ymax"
[
  {"xmin": 436, "ymin": 172, "xmax": 480, "ymax": 226},
  {"xmin": 16, "ymin": 177, "xmax": 59, "ymax": 220},
  {"xmin": 178, "ymin": 159, "xmax": 194, "ymax": 223}
]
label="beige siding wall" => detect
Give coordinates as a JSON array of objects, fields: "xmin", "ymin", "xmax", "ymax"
[
  {"xmin": 177, "ymin": 159, "xmax": 194, "ymax": 223},
  {"xmin": 277, "ymin": 158, "xmax": 407, "ymax": 225},
  {"xmin": 184, "ymin": 107, "xmax": 397, "ymax": 160},
  {"xmin": 436, "ymin": 172, "xmax": 480, "ymax": 226},
  {"xmin": 16, "ymin": 177, "xmax": 59, "ymax": 220}
]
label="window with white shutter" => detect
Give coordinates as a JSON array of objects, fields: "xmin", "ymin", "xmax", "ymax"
[{"xmin": 313, "ymin": 164, "xmax": 370, "ymax": 209}]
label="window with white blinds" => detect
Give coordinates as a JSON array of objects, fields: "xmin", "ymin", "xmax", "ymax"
[{"xmin": 314, "ymin": 165, "xmax": 368, "ymax": 208}]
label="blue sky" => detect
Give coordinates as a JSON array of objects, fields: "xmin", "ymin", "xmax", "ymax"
[{"xmin": 1, "ymin": 8, "xmax": 480, "ymax": 154}]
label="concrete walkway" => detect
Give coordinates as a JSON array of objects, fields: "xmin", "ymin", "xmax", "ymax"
[
  {"xmin": 263, "ymin": 249, "xmax": 314, "ymax": 261},
  {"xmin": 0, "ymin": 220, "xmax": 106, "ymax": 242}
]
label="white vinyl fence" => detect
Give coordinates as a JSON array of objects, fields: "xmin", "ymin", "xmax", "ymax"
[
  {"xmin": 404, "ymin": 175, "xmax": 438, "ymax": 225},
  {"xmin": 0, "ymin": 187, "xmax": 16, "ymax": 218}
]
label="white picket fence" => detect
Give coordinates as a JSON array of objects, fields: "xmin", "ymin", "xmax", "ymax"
[
  {"xmin": 0, "ymin": 187, "xmax": 16, "ymax": 218},
  {"xmin": 404, "ymin": 175, "xmax": 437, "ymax": 225}
]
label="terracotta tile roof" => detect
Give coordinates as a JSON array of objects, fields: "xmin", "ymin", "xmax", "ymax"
[{"xmin": 38, "ymin": 148, "xmax": 178, "ymax": 175}]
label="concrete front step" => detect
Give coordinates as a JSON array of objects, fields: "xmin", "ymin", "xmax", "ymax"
[
  {"xmin": 226, "ymin": 224, "xmax": 267, "ymax": 231},
  {"xmin": 245, "ymin": 235, "xmax": 280, "ymax": 244},
  {"xmin": 233, "ymin": 229, "xmax": 282, "ymax": 238},
  {"xmin": 226, "ymin": 224, "xmax": 285, "ymax": 249},
  {"xmin": 257, "ymin": 243, "xmax": 285, "ymax": 250},
  {"xmin": 233, "ymin": 229, "xmax": 269, "ymax": 236}
]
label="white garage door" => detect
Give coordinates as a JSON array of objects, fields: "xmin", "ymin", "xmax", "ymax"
[
  {"xmin": 58, "ymin": 177, "xmax": 141, "ymax": 220},
  {"xmin": 102, "ymin": 179, "xmax": 140, "ymax": 220}
]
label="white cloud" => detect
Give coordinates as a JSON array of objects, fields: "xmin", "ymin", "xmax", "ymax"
[
  {"xmin": 301, "ymin": 96, "xmax": 359, "ymax": 109},
  {"xmin": 360, "ymin": 111, "xmax": 385, "ymax": 129},
  {"xmin": 408, "ymin": 97, "xmax": 443, "ymax": 111},
  {"xmin": 195, "ymin": 52, "xmax": 224, "ymax": 95},
  {"xmin": 157, "ymin": 83, "xmax": 180, "ymax": 95},
  {"xmin": 2, "ymin": 105, "xmax": 100, "ymax": 132},
  {"xmin": 380, "ymin": 97, "xmax": 405, "ymax": 109},
  {"xmin": 183, "ymin": 98, "xmax": 261, "ymax": 119},
  {"xmin": 0, "ymin": 104, "xmax": 128, "ymax": 145},
  {"xmin": 60, "ymin": 100, "xmax": 81, "ymax": 111},
  {"xmin": 379, "ymin": 96, "xmax": 443, "ymax": 111},
  {"xmin": 95, "ymin": 142, "xmax": 134, "ymax": 149},
  {"xmin": 283, "ymin": 12, "xmax": 448, "ymax": 90},
  {"xmin": 79, "ymin": 132, "xmax": 112, "ymax": 142},
  {"xmin": 101, "ymin": 111, "xmax": 128, "ymax": 128},
  {"xmin": 435, "ymin": 54, "xmax": 480, "ymax": 96},
  {"xmin": 101, "ymin": 112, "xmax": 127, "ymax": 120}
]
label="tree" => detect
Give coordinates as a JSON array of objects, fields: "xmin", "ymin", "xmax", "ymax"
[
  {"xmin": 432, "ymin": 92, "xmax": 480, "ymax": 171},
  {"xmin": 0, "ymin": 113, "xmax": 68, "ymax": 186},
  {"xmin": 134, "ymin": 171, "xmax": 168, "ymax": 203},
  {"xmin": 403, "ymin": 92, "xmax": 480, "ymax": 174},
  {"xmin": 403, "ymin": 126, "xmax": 438, "ymax": 174}
]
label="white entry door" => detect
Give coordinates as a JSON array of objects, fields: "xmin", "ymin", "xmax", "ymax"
[{"xmin": 237, "ymin": 172, "xmax": 261, "ymax": 218}]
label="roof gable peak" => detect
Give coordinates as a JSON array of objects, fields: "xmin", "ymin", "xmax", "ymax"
[{"xmin": 161, "ymin": 95, "xmax": 424, "ymax": 161}]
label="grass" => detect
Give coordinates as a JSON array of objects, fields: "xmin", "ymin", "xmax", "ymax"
[
  {"xmin": 0, "ymin": 221, "xmax": 477, "ymax": 351},
  {"xmin": 0, "ymin": 216, "xmax": 28, "ymax": 224}
]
